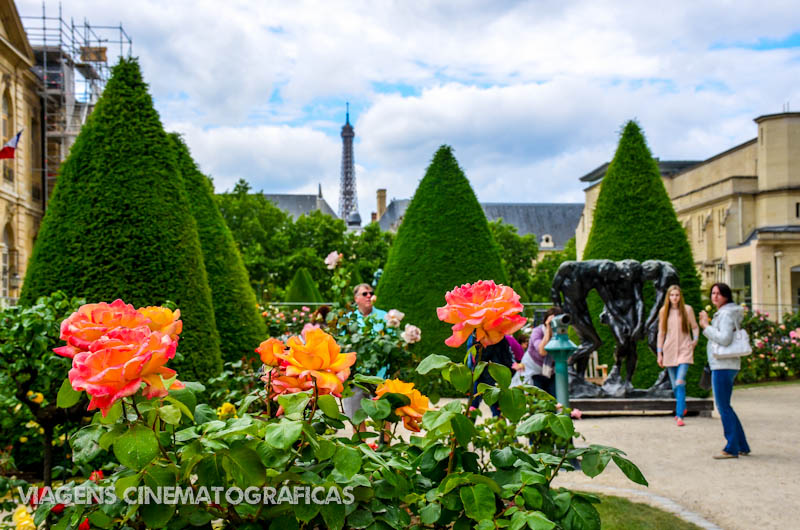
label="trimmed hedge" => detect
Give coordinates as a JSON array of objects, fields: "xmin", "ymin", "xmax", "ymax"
[
  {"xmin": 169, "ymin": 133, "xmax": 266, "ymax": 363},
  {"xmin": 285, "ymin": 267, "xmax": 323, "ymax": 304},
  {"xmin": 582, "ymin": 121, "xmax": 704, "ymax": 396},
  {"xmin": 20, "ymin": 59, "xmax": 222, "ymax": 380},
  {"xmin": 377, "ymin": 145, "xmax": 507, "ymax": 363}
]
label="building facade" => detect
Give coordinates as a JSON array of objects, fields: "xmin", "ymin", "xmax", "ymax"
[
  {"xmin": 0, "ymin": 0, "xmax": 44, "ymax": 305},
  {"xmin": 576, "ymin": 112, "xmax": 800, "ymax": 315}
]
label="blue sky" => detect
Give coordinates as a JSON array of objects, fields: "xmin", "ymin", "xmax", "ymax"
[{"xmin": 17, "ymin": 1, "xmax": 800, "ymax": 219}]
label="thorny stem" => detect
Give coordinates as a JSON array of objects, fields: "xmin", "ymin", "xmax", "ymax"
[{"xmin": 546, "ymin": 438, "xmax": 573, "ymax": 486}]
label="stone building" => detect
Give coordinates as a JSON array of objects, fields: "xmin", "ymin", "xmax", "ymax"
[
  {"xmin": 0, "ymin": 0, "xmax": 43, "ymax": 305},
  {"xmin": 576, "ymin": 112, "xmax": 800, "ymax": 315}
]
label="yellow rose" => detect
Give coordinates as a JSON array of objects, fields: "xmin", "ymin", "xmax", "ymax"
[{"xmin": 19, "ymin": 436, "xmax": 28, "ymax": 443}]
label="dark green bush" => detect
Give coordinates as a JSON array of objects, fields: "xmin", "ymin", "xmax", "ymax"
[
  {"xmin": 582, "ymin": 121, "xmax": 704, "ymax": 395},
  {"xmin": 377, "ymin": 145, "xmax": 507, "ymax": 366},
  {"xmin": 285, "ymin": 267, "xmax": 324, "ymax": 304},
  {"xmin": 20, "ymin": 59, "xmax": 222, "ymax": 380},
  {"xmin": 170, "ymin": 134, "xmax": 266, "ymax": 362}
]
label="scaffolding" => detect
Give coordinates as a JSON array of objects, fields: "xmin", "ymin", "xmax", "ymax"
[{"xmin": 21, "ymin": 3, "xmax": 132, "ymax": 203}]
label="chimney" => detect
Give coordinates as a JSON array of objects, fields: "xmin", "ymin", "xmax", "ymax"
[
  {"xmin": 371, "ymin": 212, "xmax": 377, "ymax": 222},
  {"xmin": 377, "ymin": 188, "xmax": 387, "ymax": 219}
]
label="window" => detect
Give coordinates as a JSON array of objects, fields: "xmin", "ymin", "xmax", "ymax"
[
  {"xmin": 796, "ymin": 202, "xmax": 799, "ymax": 218},
  {"xmin": 2, "ymin": 92, "xmax": 12, "ymax": 183},
  {"xmin": 540, "ymin": 234, "xmax": 554, "ymax": 249}
]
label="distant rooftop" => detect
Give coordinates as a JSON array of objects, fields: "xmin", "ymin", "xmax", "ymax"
[
  {"xmin": 579, "ymin": 159, "xmax": 701, "ymax": 184},
  {"xmin": 263, "ymin": 193, "xmax": 337, "ymax": 219},
  {"xmin": 378, "ymin": 199, "xmax": 583, "ymax": 251}
]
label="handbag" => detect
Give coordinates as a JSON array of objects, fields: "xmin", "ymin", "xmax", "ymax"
[
  {"xmin": 712, "ymin": 321, "xmax": 752, "ymax": 358},
  {"xmin": 699, "ymin": 363, "xmax": 712, "ymax": 390}
]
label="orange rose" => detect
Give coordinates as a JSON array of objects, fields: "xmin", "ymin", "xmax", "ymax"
[
  {"xmin": 375, "ymin": 379, "xmax": 429, "ymax": 432},
  {"xmin": 54, "ymin": 300, "xmax": 150, "ymax": 359},
  {"xmin": 436, "ymin": 280, "xmax": 526, "ymax": 347},
  {"xmin": 256, "ymin": 338, "xmax": 286, "ymax": 367},
  {"xmin": 275, "ymin": 328, "xmax": 356, "ymax": 396},
  {"xmin": 68, "ymin": 327, "xmax": 183, "ymax": 416},
  {"xmin": 138, "ymin": 306, "xmax": 183, "ymax": 341}
]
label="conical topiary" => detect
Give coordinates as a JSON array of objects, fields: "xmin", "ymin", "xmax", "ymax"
[
  {"xmin": 285, "ymin": 267, "xmax": 323, "ymax": 304},
  {"xmin": 377, "ymin": 146, "xmax": 508, "ymax": 363},
  {"xmin": 169, "ymin": 133, "xmax": 266, "ymax": 363},
  {"xmin": 582, "ymin": 121, "xmax": 703, "ymax": 395},
  {"xmin": 20, "ymin": 58, "xmax": 222, "ymax": 381}
]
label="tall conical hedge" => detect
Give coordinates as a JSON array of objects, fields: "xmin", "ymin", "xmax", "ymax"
[
  {"xmin": 582, "ymin": 121, "xmax": 703, "ymax": 395},
  {"xmin": 20, "ymin": 59, "xmax": 222, "ymax": 380},
  {"xmin": 285, "ymin": 268, "xmax": 323, "ymax": 304},
  {"xmin": 377, "ymin": 146, "xmax": 507, "ymax": 363},
  {"xmin": 169, "ymin": 133, "xmax": 266, "ymax": 363}
]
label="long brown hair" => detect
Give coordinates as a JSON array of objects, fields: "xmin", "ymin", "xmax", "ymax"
[{"xmin": 659, "ymin": 285, "xmax": 691, "ymax": 336}]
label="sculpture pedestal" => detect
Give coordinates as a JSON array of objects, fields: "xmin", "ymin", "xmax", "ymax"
[{"xmin": 569, "ymin": 397, "xmax": 714, "ymax": 417}]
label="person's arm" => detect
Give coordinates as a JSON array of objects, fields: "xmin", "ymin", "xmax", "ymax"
[
  {"xmin": 529, "ymin": 326, "xmax": 544, "ymax": 357},
  {"xmin": 702, "ymin": 310, "xmax": 735, "ymax": 346},
  {"xmin": 656, "ymin": 311, "xmax": 665, "ymax": 366},
  {"xmin": 538, "ymin": 322, "xmax": 552, "ymax": 356},
  {"xmin": 686, "ymin": 305, "xmax": 699, "ymax": 344}
]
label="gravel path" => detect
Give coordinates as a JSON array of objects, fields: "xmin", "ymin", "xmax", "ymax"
[{"xmin": 548, "ymin": 382, "xmax": 800, "ymax": 530}]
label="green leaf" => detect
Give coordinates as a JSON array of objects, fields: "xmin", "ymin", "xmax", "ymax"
[
  {"xmin": 334, "ymin": 445, "xmax": 362, "ymax": 479},
  {"xmin": 521, "ymin": 486, "xmax": 543, "ymax": 510},
  {"xmin": 563, "ymin": 498, "xmax": 600, "ymax": 530},
  {"xmin": 320, "ymin": 502, "xmax": 346, "ymax": 530},
  {"xmin": 361, "ymin": 398, "xmax": 392, "ymax": 420},
  {"xmin": 416, "ymin": 354, "xmax": 452, "ymax": 374},
  {"xmin": 517, "ymin": 413, "xmax": 549, "ymax": 435},
  {"xmin": 547, "ymin": 415, "xmax": 574, "ymax": 439},
  {"xmin": 612, "ymin": 454, "xmax": 648, "ymax": 486},
  {"xmin": 347, "ymin": 508, "xmax": 374, "ymax": 529},
  {"xmin": 292, "ymin": 500, "xmax": 321, "ymax": 522},
  {"xmin": 164, "ymin": 395, "xmax": 194, "ymax": 422},
  {"xmin": 88, "ymin": 509, "xmax": 113, "ymax": 529},
  {"xmin": 57, "ymin": 378, "xmax": 82, "ymax": 408},
  {"xmin": 70, "ymin": 425, "xmax": 105, "ymax": 465},
  {"xmin": 491, "ymin": 446, "xmax": 516, "ymax": 468},
  {"xmin": 520, "ymin": 470, "xmax": 547, "ymax": 486},
  {"xmin": 451, "ymin": 414, "xmax": 476, "ymax": 448},
  {"xmin": 314, "ymin": 439, "xmax": 336, "ymax": 461},
  {"xmin": 99, "ymin": 401, "xmax": 123, "ymax": 425},
  {"xmin": 488, "ymin": 363, "xmax": 512, "ymax": 389},
  {"xmin": 195, "ymin": 453, "xmax": 227, "ymax": 488},
  {"xmin": 460, "ymin": 484, "xmax": 497, "ymax": 521},
  {"xmin": 113, "ymin": 424, "xmax": 159, "ymax": 471},
  {"xmin": 98, "ymin": 424, "xmax": 126, "ymax": 451},
  {"xmin": 448, "ymin": 364, "xmax": 474, "ymax": 393},
  {"xmin": 483, "ymin": 386, "xmax": 501, "ymax": 406},
  {"xmin": 264, "ymin": 420, "xmax": 304, "ymax": 450},
  {"xmin": 476, "ymin": 520, "xmax": 495, "ymax": 530},
  {"xmin": 224, "ymin": 444, "xmax": 266, "ymax": 487},
  {"xmin": 317, "ymin": 394, "xmax": 341, "ymax": 417},
  {"xmin": 277, "ymin": 391, "xmax": 312, "ymax": 420},
  {"xmin": 140, "ymin": 500, "xmax": 175, "ymax": 529},
  {"xmin": 114, "ymin": 473, "xmax": 140, "ymax": 500},
  {"xmin": 580, "ymin": 451, "xmax": 611, "ymax": 478},
  {"xmin": 194, "ymin": 403, "xmax": 217, "ymax": 424},
  {"xmin": 419, "ymin": 503, "xmax": 441, "ymax": 524},
  {"xmin": 158, "ymin": 404, "xmax": 182, "ymax": 425},
  {"xmin": 525, "ymin": 511, "xmax": 556, "ymax": 530},
  {"xmin": 498, "ymin": 387, "xmax": 526, "ymax": 422},
  {"xmin": 379, "ymin": 392, "xmax": 411, "ymax": 409}
]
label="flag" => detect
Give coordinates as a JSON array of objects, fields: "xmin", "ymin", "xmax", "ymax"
[{"xmin": 0, "ymin": 130, "xmax": 23, "ymax": 159}]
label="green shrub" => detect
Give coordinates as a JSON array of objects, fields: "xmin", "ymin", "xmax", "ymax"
[
  {"xmin": 377, "ymin": 145, "xmax": 507, "ymax": 366},
  {"xmin": 170, "ymin": 134, "xmax": 266, "ymax": 362},
  {"xmin": 285, "ymin": 267, "xmax": 324, "ymax": 304},
  {"xmin": 582, "ymin": 121, "xmax": 703, "ymax": 395},
  {"xmin": 20, "ymin": 59, "xmax": 222, "ymax": 380}
]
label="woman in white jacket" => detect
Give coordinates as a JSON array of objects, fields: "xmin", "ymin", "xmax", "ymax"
[{"xmin": 698, "ymin": 282, "xmax": 751, "ymax": 460}]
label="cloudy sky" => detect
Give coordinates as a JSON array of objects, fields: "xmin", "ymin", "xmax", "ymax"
[{"xmin": 17, "ymin": 1, "xmax": 800, "ymax": 219}]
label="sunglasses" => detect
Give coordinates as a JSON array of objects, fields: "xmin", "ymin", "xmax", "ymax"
[{"xmin": 359, "ymin": 292, "xmax": 374, "ymax": 297}]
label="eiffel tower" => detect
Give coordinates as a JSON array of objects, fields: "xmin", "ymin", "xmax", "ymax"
[{"xmin": 338, "ymin": 103, "xmax": 360, "ymax": 226}]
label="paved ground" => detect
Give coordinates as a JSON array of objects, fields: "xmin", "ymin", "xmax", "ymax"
[{"xmin": 545, "ymin": 382, "xmax": 800, "ymax": 530}]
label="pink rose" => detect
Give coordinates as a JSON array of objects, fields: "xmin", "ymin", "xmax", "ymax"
[
  {"xmin": 401, "ymin": 324, "xmax": 421, "ymax": 344},
  {"xmin": 385, "ymin": 309, "xmax": 405, "ymax": 328}
]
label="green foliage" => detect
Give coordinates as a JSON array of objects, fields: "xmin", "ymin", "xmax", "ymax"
[
  {"xmin": 591, "ymin": 494, "xmax": 703, "ymax": 530},
  {"xmin": 377, "ymin": 146, "xmax": 508, "ymax": 365},
  {"xmin": 489, "ymin": 218, "xmax": 539, "ymax": 301},
  {"xmin": 170, "ymin": 134, "xmax": 266, "ymax": 363},
  {"xmin": 582, "ymin": 121, "xmax": 702, "ymax": 394},
  {"xmin": 285, "ymin": 267, "xmax": 324, "ymax": 304},
  {"xmin": 0, "ymin": 292, "xmax": 91, "ymax": 482},
  {"xmin": 19, "ymin": 58, "xmax": 222, "ymax": 381},
  {"xmin": 738, "ymin": 307, "xmax": 800, "ymax": 382},
  {"xmin": 344, "ymin": 222, "xmax": 394, "ymax": 287},
  {"xmin": 529, "ymin": 237, "xmax": 577, "ymax": 302}
]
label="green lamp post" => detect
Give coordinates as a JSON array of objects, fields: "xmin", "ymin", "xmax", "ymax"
[{"xmin": 543, "ymin": 314, "xmax": 577, "ymax": 408}]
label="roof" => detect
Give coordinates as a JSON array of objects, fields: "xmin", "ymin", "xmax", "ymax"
[
  {"xmin": 579, "ymin": 160, "xmax": 701, "ymax": 183},
  {"xmin": 378, "ymin": 200, "xmax": 583, "ymax": 251},
  {"xmin": 732, "ymin": 225, "xmax": 800, "ymax": 249},
  {"xmin": 263, "ymin": 193, "xmax": 338, "ymax": 219}
]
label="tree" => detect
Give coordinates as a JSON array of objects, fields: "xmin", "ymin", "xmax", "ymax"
[
  {"xmin": 529, "ymin": 237, "xmax": 576, "ymax": 302},
  {"xmin": 20, "ymin": 59, "xmax": 222, "ymax": 381},
  {"xmin": 285, "ymin": 267, "xmax": 324, "ymax": 304},
  {"xmin": 488, "ymin": 218, "xmax": 538, "ymax": 301},
  {"xmin": 582, "ymin": 121, "xmax": 703, "ymax": 394},
  {"xmin": 377, "ymin": 145, "xmax": 507, "ymax": 365},
  {"xmin": 216, "ymin": 180, "xmax": 293, "ymax": 301},
  {"xmin": 344, "ymin": 222, "xmax": 394, "ymax": 287},
  {"xmin": 170, "ymin": 134, "xmax": 266, "ymax": 362}
]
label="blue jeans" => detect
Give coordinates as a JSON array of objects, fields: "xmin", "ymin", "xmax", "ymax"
[
  {"xmin": 712, "ymin": 369, "xmax": 750, "ymax": 455},
  {"xmin": 666, "ymin": 363, "xmax": 690, "ymax": 418}
]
